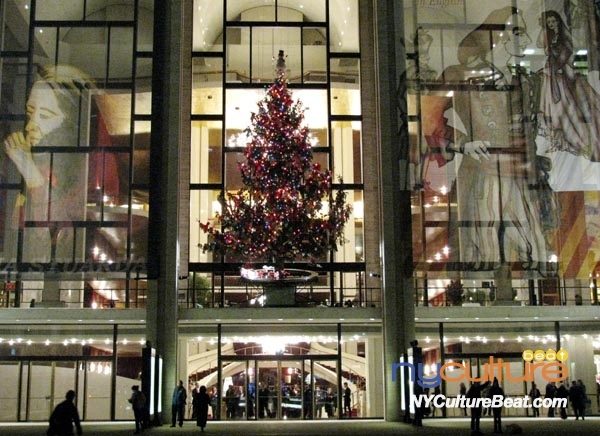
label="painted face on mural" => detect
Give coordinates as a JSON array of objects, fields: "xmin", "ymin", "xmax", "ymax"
[
  {"xmin": 546, "ymin": 15, "xmax": 558, "ymax": 32},
  {"xmin": 25, "ymin": 81, "xmax": 66, "ymax": 147},
  {"xmin": 502, "ymin": 13, "xmax": 532, "ymax": 58}
]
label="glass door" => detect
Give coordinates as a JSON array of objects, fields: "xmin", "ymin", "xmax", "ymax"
[
  {"xmin": 257, "ymin": 360, "xmax": 278, "ymax": 419},
  {"xmin": 221, "ymin": 356, "xmax": 340, "ymax": 420},
  {"xmin": 221, "ymin": 360, "xmax": 247, "ymax": 420},
  {"xmin": 313, "ymin": 359, "xmax": 338, "ymax": 419},
  {"xmin": 281, "ymin": 360, "xmax": 303, "ymax": 419}
]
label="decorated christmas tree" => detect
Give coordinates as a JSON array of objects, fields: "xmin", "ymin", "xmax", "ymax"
[{"xmin": 200, "ymin": 52, "xmax": 351, "ymax": 272}]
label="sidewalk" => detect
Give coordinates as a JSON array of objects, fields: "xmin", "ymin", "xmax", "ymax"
[{"xmin": 1, "ymin": 417, "xmax": 598, "ymax": 436}]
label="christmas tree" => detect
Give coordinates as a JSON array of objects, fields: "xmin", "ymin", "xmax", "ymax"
[{"xmin": 200, "ymin": 52, "xmax": 351, "ymax": 271}]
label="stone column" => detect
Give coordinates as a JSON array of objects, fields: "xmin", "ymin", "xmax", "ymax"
[{"xmin": 148, "ymin": 0, "xmax": 191, "ymax": 423}]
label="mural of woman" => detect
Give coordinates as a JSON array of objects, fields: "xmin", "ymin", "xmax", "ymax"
[
  {"xmin": 537, "ymin": 9, "xmax": 600, "ymax": 162},
  {"xmin": 3, "ymin": 64, "xmax": 94, "ymax": 263}
]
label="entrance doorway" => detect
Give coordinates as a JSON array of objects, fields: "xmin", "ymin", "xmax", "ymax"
[{"xmin": 219, "ymin": 356, "xmax": 339, "ymax": 420}]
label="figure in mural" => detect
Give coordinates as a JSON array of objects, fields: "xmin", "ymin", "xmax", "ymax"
[
  {"xmin": 3, "ymin": 64, "xmax": 93, "ymax": 263},
  {"xmin": 406, "ymin": 27, "xmax": 438, "ymax": 83},
  {"xmin": 429, "ymin": 7, "xmax": 557, "ymax": 274},
  {"xmin": 536, "ymin": 10, "xmax": 600, "ymax": 162}
]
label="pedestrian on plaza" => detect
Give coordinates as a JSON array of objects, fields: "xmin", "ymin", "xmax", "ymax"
[
  {"xmin": 489, "ymin": 378, "xmax": 504, "ymax": 434},
  {"xmin": 529, "ymin": 382, "xmax": 541, "ymax": 417},
  {"xmin": 569, "ymin": 380, "xmax": 585, "ymax": 420},
  {"xmin": 47, "ymin": 390, "xmax": 83, "ymax": 436},
  {"xmin": 545, "ymin": 381, "xmax": 557, "ymax": 417},
  {"xmin": 482, "ymin": 382, "xmax": 492, "ymax": 416},
  {"xmin": 466, "ymin": 380, "xmax": 490, "ymax": 435},
  {"xmin": 195, "ymin": 385, "xmax": 211, "ymax": 432},
  {"xmin": 191, "ymin": 382, "xmax": 200, "ymax": 420},
  {"xmin": 171, "ymin": 380, "xmax": 187, "ymax": 427},
  {"xmin": 431, "ymin": 385, "xmax": 441, "ymax": 417},
  {"xmin": 128, "ymin": 385, "xmax": 146, "ymax": 434},
  {"xmin": 459, "ymin": 382, "xmax": 468, "ymax": 416},
  {"xmin": 556, "ymin": 383, "xmax": 568, "ymax": 419}
]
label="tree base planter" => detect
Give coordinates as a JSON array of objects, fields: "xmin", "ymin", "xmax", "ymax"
[{"xmin": 241, "ymin": 268, "xmax": 318, "ymax": 307}]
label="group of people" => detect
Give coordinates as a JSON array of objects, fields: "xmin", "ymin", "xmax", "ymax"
[
  {"xmin": 456, "ymin": 378, "xmax": 590, "ymax": 436},
  {"xmin": 171, "ymin": 380, "xmax": 214, "ymax": 432},
  {"xmin": 544, "ymin": 379, "xmax": 588, "ymax": 420},
  {"xmin": 48, "ymin": 386, "xmax": 149, "ymax": 436},
  {"xmin": 170, "ymin": 380, "xmax": 213, "ymax": 432}
]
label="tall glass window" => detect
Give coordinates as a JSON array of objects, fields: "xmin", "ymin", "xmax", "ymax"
[
  {"xmin": 189, "ymin": 0, "xmax": 365, "ymax": 308},
  {"xmin": 0, "ymin": 1, "xmax": 151, "ymax": 307},
  {"xmin": 406, "ymin": 1, "xmax": 600, "ymax": 307}
]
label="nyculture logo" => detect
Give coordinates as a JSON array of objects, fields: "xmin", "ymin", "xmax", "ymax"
[{"xmin": 392, "ymin": 349, "xmax": 568, "ymax": 388}]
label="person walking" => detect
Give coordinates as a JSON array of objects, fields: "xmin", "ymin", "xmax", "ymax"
[
  {"xmin": 171, "ymin": 380, "xmax": 187, "ymax": 427},
  {"xmin": 195, "ymin": 385, "xmax": 211, "ymax": 432},
  {"xmin": 128, "ymin": 385, "xmax": 146, "ymax": 434},
  {"xmin": 47, "ymin": 390, "xmax": 83, "ymax": 436}
]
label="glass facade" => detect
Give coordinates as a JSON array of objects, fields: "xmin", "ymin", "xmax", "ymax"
[
  {"xmin": 406, "ymin": 1, "xmax": 600, "ymax": 307},
  {"xmin": 0, "ymin": 0, "xmax": 151, "ymax": 308},
  {"xmin": 0, "ymin": 0, "xmax": 599, "ymax": 425},
  {"xmin": 188, "ymin": 0, "xmax": 365, "ymax": 308}
]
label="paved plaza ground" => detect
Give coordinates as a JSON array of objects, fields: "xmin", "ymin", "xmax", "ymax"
[{"xmin": 1, "ymin": 417, "xmax": 599, "ymax": 436}]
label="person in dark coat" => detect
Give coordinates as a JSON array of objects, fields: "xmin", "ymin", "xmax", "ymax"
[
  {"xmin": 343, "ymin": 382, "xmax": 351, "ymax": 418},
  {"xmin": 195, "ymin": 385, "xmax": 211, "ymax": 432},
  {"xmin": 467, "ymin": 381, "xmax": 490, "ymax": 435},
  {"xmin": 128, "ymin": 385, "xmax": 146, "ymax": 434},
  {"xmin": 489, "ymin": 378, "xmax": 504, "ymax": 434},
  {"xmin": 191, "ymin": 382, "xmax": 200, "ymax": 420},
  {"xmin": 556, "ymin": 383, "xmax": 569, "ymax": 419},
  {"xmin": 258, "ymin": 383, "xmax": 270, "ymax": 418},
  {"xmin": 545, "ymin": 381, "xmax": 557, "ymax": 417},
  {"xmin": 47, "ymin": 390, "xmax": 82, "ymax": 436},
  {"xmin": 529, "ymin": 382, "xmax": 541, "ymax": 417},
  {"xmin": 171, "ymin": 380, "xmax": 187, "ymax": 427},
  {"xmin": 459, "ymin": 382, "xmax": 468, "ymax": 416},
  {"xmin": 569, "ymin": 380, "xmax": 585, "ymax": 420}
]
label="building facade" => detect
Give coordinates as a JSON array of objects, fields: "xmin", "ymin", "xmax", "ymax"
[{"xmin": 0, "ymin": 0, "xmax": 598, "ymax": 423}]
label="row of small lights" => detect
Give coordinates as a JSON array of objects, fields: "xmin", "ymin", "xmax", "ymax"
[
  {"xmin": 89, "ymin": 362, "xmax": 112, "ymax": 375},
  {"xmin": 0, "ymin": 334, "xmax": 367, "ymax": 347},
  {"xmin": 422, "ymin": 334, "xmax": 594, "ymax": 345},
  {"xmin": 201, "ymin": 333, "xmax": 365, "ymax": 346},
  {"xmin": 425, "ymin": 247, "xmax": 559, "ymax": 264},
  {"xmin": 0, "ymin": 338, "xmax": 145, "ymax": 346},
  {"xmin": 3, "ymin": 333, "xmax": 590, "ymax": 347}
]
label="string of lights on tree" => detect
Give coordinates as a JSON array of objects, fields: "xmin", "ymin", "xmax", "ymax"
[{"xmin": 200, "ymin": 52, "xmax": 351, "ymax": 269}]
